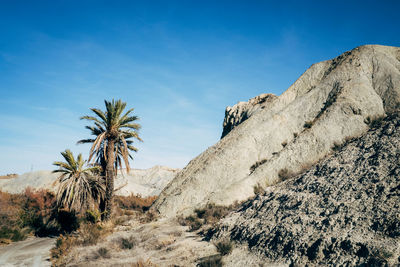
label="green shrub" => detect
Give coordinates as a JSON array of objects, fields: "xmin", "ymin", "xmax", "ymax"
[{"xmin": 85, "ymin": 209, "xmax": 101, "ymax": 224}]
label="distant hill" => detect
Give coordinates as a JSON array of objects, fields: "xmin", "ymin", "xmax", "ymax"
[{"xmin": 0, "ymin": 165, "xmax": 180, "ymax": 197}]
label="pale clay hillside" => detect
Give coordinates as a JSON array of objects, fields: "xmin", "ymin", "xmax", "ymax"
[
  {"xmin": 0, "ymin": 166, "xmax": 180, "ymax": 197},
  {"xmin": 153, "ymin": 44, "xmax": 400, "ymax": 218}
]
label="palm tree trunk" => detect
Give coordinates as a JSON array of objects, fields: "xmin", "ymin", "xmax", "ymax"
[{"xmin": 103, "ymin": 139, "xmax": 115, "ymax": 221}]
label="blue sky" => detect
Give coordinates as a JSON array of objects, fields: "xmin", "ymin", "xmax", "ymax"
[{"xmin": 0, "ymin": 0, "xmax": 399, "ymax": 174}]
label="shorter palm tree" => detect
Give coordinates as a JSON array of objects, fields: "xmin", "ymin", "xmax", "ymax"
[{"xmin": 53, "ymin": 149, "xmax": 105, "ymax": 213}]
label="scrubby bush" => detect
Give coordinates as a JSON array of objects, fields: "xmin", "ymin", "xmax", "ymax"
[
  {"xmin": 215, "ymin": 239, "xmax": 233, "ymax": 256},
  {"xmin": 197, "ymin": 255, "xmax": 223, "ymax": 267},
  {"xmin": 119, "ymin": 236, "xmax": 137, "ymax": 249},
  {"xmin": 278, "ymin": 168, "xmax": 293, "ymax": 181},
  {"xmin": 249, "ymin": 159, "xmax": 268, "ymax": 174},
  {"xmin": 304, "ymin": 121, "xmax": 313, "ymax": 129},
  {"xmin": 178, "ymin": 203, "xmax": 238, "ymax": 231},
  {"xmin": 85, "ymin": 209, "xmax": 101, "ymax": 224},
  {"xmin": 95, "ymin": 247, "xmax": 111, "ymax": 259},
  {"xmin": 253, "ymin": 183, "xmax": 265, "ymax": 195},
  {"xmin": 0, "ymin": 188, "xmax": 79, "ymax": 243},
  {"xmin": 114, "ymin": 194, "xmax": 157, "ymax": 212}
]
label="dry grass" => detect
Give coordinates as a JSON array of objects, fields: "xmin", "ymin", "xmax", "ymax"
[
  {"xmin": 178, "ymin": 203, "xmax": 238, "ymax": 231},
  {"xmin": 197, "ymin": 254, "xmax": 223, "ymax": 267},
  {"xmin": 131, "ymin": 259, "xmax": 158, "ymax": 267},
  {"xmin": 215, "ymin": 239, "xmax": 233, "ymax": 256},
  {"xmin": 114, "ymin": 194, "xmax": 157, "ymax": 212},
  {"xmin": 249, "ymin": 158, "xmax": 268, "ymax": 174},
  {"xmin": 94, "ymin": 247, "xmax": 111, "ymax": 259},
  {"xmin": 118, "ymin": 236, "xmax": 137, "ymax": 250},
  {"xmin": 278, "ymin": 168, "xmax": 294, "ymax": 181},
  {"xmin": 253, "ymin": 183, "xmax": 265, "ymax": 195}
]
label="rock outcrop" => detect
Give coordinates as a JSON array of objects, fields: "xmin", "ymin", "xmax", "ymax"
[
  {"xmin": 0, "ymin": 166, "xmax": 179, "ymax": 197},
  {"xmin": 211, "ymin": 114, "xmax": 400, "ymax": 266},
  {"xmin": 154, "ymin": 45, "xmax": 400, "ymax": 217},
  {"xmin": 221, "ymin": 93, "xmax": 277, "ymax": 138}
]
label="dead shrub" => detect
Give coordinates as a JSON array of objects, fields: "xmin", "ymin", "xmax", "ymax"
[
  {"xmin": 114, "ymin": 194, "xmax": 157, "ymax": 212},
  {"xmin": 131, "ymin": 259, "xmax": 157, "ymax": 267},
  {"xmin": 178, "ymin": 203, "xmax": 238, "ymax": 231},
  {"xmin": 253, "ymin": 183, "xmax": 265, "ymax": 195},
  {"xmin": 250, "ymin": 158, "xmax": 268, "ymax": 174},
  {"xmin": 365, "ymin": 115, "xmax": 385, "ymax": 129},
  {"xmin": 51, "ymin": 234, "xmax": 79, "ymax": 266},
  {"xmin": 197, "ymin": 254, "xmax": 223, "ymax": 267},
  {"xmin": 215, "ymin": 239, "xmax": 233, "ymax": 256},
  {"xmin": 304, "ymin": 121, "xmax": 313, "ymax": 129},
  {"xmin": 80, "ymin": 223, "xmax": 102, "ymax": 246},
  {"xmin": 278, "ymin": 168, "xmax": 293, "ymax": 181},
  {"xmin": 95, "ymin": 247, "xmax": 111, "ymax": 259},
  {"xmin": 119, "ymin": 236, "xmax": 137, "ymax": 249},
  {"xmin": 281, "ymin": 140, "xmax": 288, "ymax": 147}
]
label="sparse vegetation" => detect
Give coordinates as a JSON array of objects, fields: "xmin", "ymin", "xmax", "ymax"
[
  {"xmin": 253, "ymin": 183, "xmax": 265, "ymax": 195},
  {"xmin": 95, "ymin": 247, "xmax": 111, "ymax": 259},
  {"xmin": 293, "ymin": 132, "xmax": 298, "ymax": 138},
  {"xmin": 250, "ymin": 158, "xmax": 268, "ymax": 174},
  {"xmin": 114, "ymin": 194, "xmax": 157, "ymax": 212},
  {"xmin": 131, "ymin": 259, "xmax": 157, "ymax": 267},
  {"xmin": 215, "ymin": 239, "xmax": 233, "ymax": 256},
  {"xmin": 0, "ymin": 188, "xmax": 80, "ymax": 245},
  {"xmin": 119, "ymin": 236, "xmax": 137, "ymax": 249},
  {"xmin": 304, "ymin": 121, "xmax": 313, "ymax": 129},
  {"xmin": 178, "ymin": 203, "xmax": 238, "ymax": 231},
  {"xmin": 365, "ymin": 115, "xmax": 385, "ymax": 129},
  {"xmin": 197, "ymin": 254, "xmax": 223, "ymax": 267},
  {"xmin": 278, "ymin": 168, "xmax": 293, "ymax": 181},
  {"xmin": 332, "ymin": 141, "xmax": 342, "ymax": 151}
]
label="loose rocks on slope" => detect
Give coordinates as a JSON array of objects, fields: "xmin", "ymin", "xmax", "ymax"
[{"xmin": 211, "ymin": 114, "xmax": 400, "ymax": 266}]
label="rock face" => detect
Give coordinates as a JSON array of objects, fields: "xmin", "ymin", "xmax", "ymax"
[
  {"xmin": 221, "ymin": 93, "xmax": 277, "ymax": 138},
  {"xmin": 154, "ymin": 45, "xmax": 400, "ymax": 217},
  {"xmin": 211, "ymin": 114, "xmax": 400, "ymax": 266},
  {"xmin": 0, "ymin": 166, "xmax": 179, "ymax": 197}
]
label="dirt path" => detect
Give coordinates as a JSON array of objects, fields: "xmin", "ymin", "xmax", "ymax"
[{"xmin": 0, "ymin": 237, "xmax": 54, "ymax": 267}]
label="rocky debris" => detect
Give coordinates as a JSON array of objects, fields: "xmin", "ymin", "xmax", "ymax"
[
  {"xmin": 0, "ymin": 166, "xmax": 179, "ymax": 197},
  {"xmin": 211, "ymin": 114, "xmax": 400, "ymax": 266},
  {"xmin": 154, "ymin": 45, "xmax": 400, "ymax": 218},
  {"xmin": 221, "ymin": 93, "xmax": 277, "ymax": 138},
  {"xmin": 62, "ymin": 218, "xmax": 217, "ymax": 267}
]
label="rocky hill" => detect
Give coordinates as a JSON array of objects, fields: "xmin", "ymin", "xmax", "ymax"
[
  {"xmin": 210, "ymin": 114, "xmax": 400, "ymax": 266},
  {"xmin": 0, "ymin": 166, "xmax": 179, "ymax": 197},
  {"xmin": 154, "ymin": 44, "xmax": 400, "ymax": 217}
]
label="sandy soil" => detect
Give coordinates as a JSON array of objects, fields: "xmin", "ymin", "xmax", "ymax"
[{"xmin": 0, "ymin": 237, "xmax": 55, "ymax": 267}]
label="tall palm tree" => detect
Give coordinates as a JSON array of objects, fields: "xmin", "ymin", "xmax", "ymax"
[
  {"xmin": 53, "ymin": 149, "xmax": 104, "ymax": 213},
  {"xmin": 79, "ymin": 99, "xmax": 141, "ymax": 220}
]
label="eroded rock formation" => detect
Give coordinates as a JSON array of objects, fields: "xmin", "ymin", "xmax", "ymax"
[
  {"xmin": 211, "ymin": 114, "xmax": 400, "ymax": 266},
  {"xmin": 154, "ymin": 45, "xmax": 400, "ymax": 217}
]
